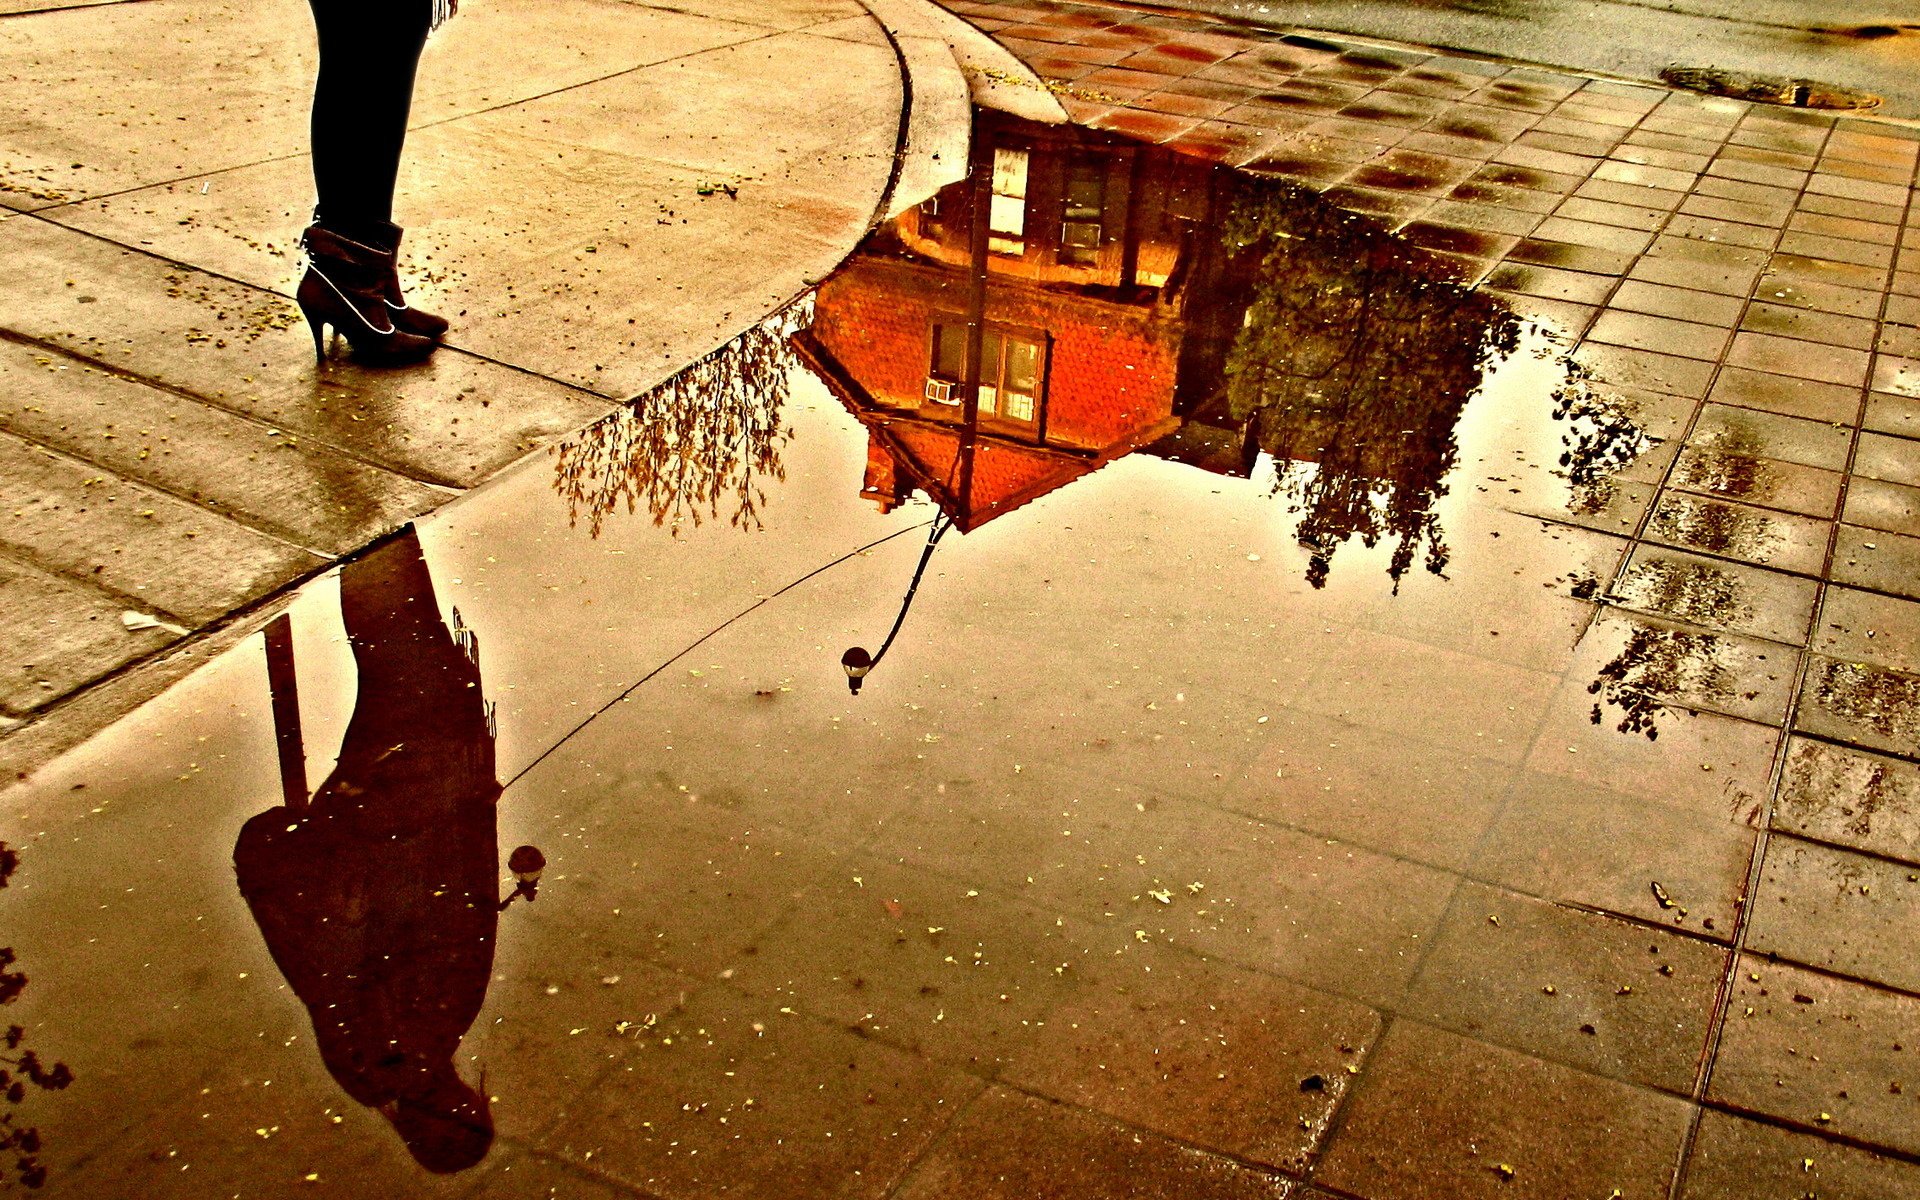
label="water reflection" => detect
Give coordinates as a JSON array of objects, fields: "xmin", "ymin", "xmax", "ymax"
[
  {"xmin": 552, "ymin": 305, "xmax": 806, "ymax": 538},
  {"xmin": 798, "ymin": 110, "xmax": 1520, "ymax": 587},
  {"xmin": 233, "ymin": 527, "xmax": 508, "ymax": 1174},
  {"xmin": 0, "ymin": 844, "xmax": 70, "ymax": 1191}
]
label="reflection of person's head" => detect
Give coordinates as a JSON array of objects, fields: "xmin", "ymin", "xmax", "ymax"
[{"xmin": 384, "ymin": 1062, "xmax": 493, "ymax": 1174}]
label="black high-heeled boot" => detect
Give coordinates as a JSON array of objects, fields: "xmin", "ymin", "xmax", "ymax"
[
  {"xmin": 362, "ymin": 220, "xmax": 450, "ymax": 341},
  {"xmin": 296, "ymin": 225, "xmax": 438, "ymax": 366}
]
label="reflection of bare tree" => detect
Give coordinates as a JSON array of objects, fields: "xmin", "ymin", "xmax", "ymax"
[
  {"xmin": 0, "ymin": 843, "xmax": 72, "ymax": 1190},
  {"xmin": 1211, "ymin": 179, "xmax": 1519, "ymax": 588},
  {"xmin": 552, "ymin": 302, "xmax": 810, "ymax": 538}
]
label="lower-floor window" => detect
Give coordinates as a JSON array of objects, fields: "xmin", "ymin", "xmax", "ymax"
[{"xmin": 931, "ymin": 325, "xmax": 1043, "ymax": 424}]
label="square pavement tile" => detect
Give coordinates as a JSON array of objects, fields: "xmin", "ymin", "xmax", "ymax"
[
  {"xmin": 1680, "ymin": 1108, "xmax": 1920, "ymax": 1199},
  {"xmin": 1749, "ymin": 835, "xmax": 1920, "ymax": 992},
  {"xmin": 1645, "ymin": 491, "xmax": 1832, "ymax": 575},
  {"xmin": 1873, "ymin": 353, "xmax": 1920, "ymax": 399},
  {"xmin": 997, "ymin": 941, "xmax": 1382, "ymax": 1172},
  {"xmin": 1525, "ymin": 685, "xmax": 1782, "ymax": 827},
  {"xmin": 1233, "ymin": 711, "xmax": 1518, "ymax": 871},
  {"xmin": 1854, "ymin": 431, "xmax": 1920, "ymax": 490},
  {"xmin": 1608, "ymin": 544, "xmax": 1820, "ymax": 644},
  {"xmin": 1314, "ymin": 1020, "xmax": 1692, "ymax": 1200},
  {"xmin": 719, "ymin": 859, "xmax": 1078, "ymax": 1075},
  {"xmin": 1727, "ymin": 332, "xmax": 1875, "ymax": 389},
  {"xmin": 1708, "ymin": 367, "xmax": 1863, "ymax": 425},
  {"xmin": 1609, "ymin": 280, "xmax": 1745, "ymax": 327},
  {"xmin": 1776, "ymin": 736, "xmax": 1920, "ymax": 866},
  {"xmin": 1667, "ymin": 445, "xmax": 1843, "ymax": 519},
  {"xmin": 1709, "ymin": 955, "xmax": 1920, "ymax": 1157},
  {"xmin": 890, "ymin": 1088, "xmax": 1293, "ymax": 1200},
  {"xmin": 1573, "ymin": 342, "xmax": 1717, "ymax": 399},
  {"xmin": 1471, "ymin": 771, "xmax": 1754, "ymax": 934},
  {"xmin": 1574, "ymin": 609, "xmax": 1797, "ymax": 730},
  {"xmin": 544, "ymin": 984, "xmax": 983, "ymax": 1200},
  {"xmin": 1843, "ymin": 477, "xmax": 1920, "ymax": 539},
  {"xmin": 1796, "ymin": 655, "xmax": 1920, "ymax": 759},
  {"xmin": 1816, "ymin": 586, "xmax": 1920, "ymax": 676},
  {"xmin": 1404, "ymin": 882, "xmax": 1726, "ymax": 1092},
  {"xmin": 1740, "ymin": 301, "xmax": 1879, "ymax": 351},
  {"xmin": 1687, "ymin": 404, "xmax": 1853, "ymax": 473},
  {"xmin": 1586, "ymin": 311, "xmax": 1733, "ymax": 363},
  {"xmin": 1831, "ymin": 525, "xmax": 1920, "ymax": 601}
]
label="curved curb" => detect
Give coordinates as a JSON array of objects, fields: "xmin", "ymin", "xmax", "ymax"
[
  {"xmin": 854, "ymin": 0, "xmax": 1071, "ymax": 220},
  {"xmin": 918, "ymin": 0, "xmax": 1070, "ymax": 126},
  {"xmin": 855, "ymin": 0, "xmax": 975, "ymax": 218}
]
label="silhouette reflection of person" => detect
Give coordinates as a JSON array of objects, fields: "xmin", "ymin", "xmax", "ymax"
[{"xmin": 234, "ymin": 526, "xmax": 504, "ymax": 1174}]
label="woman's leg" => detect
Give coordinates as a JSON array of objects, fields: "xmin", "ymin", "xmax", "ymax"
[{"xmin": 307, "ymin": 0, "xmax": 434, "ymax": 238}]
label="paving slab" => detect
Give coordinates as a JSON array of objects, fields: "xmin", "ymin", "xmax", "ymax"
[
  {"xmin": 1798, "ymin": 654, "xmax": 1920, "ymax": 759},
  {"xmin": 1776, "ymin": 736, "xmax": 1920, "ymax": 865},
  {"xmin": 1470, "ymin": 771, "xmax": 1755, "ymax": 933},
  {"xmin": 0, "ymin": 429, "xmax": 324, "ymax": 624},
  {"xmin": 1681, "ymin": 1108, "xmax": 1920, "ymax": 1200},
  {"xmin": 541, "ymin": 985, "xmax": 984, "ymax": 1200},
  {"xmin": 1609, "ymin": 544, "xmax": 1820, "ymax": 644},
  {"xmin": 1314, "ymin": 1019, "xmax": 1692, "ymax": 1200},
  {"xmin": 890, "ymin": 1087, "xmax": 1294, "ymax": 1200},
  {"xmin": 0, "ymin": 337, "xmax": 450, "ymax": 555},
  {"xmin": 1749, "ymin": 835, "xmax": 1920, "ymax": 992},
  {"xmin": 1404, "ymin": 882, "xmax": 1726, "ymax": 1092},
  {"xmin": 1711, "ymin": 955, "xmax": 1920, "ymax": 1156},
  {"xmin": 0, "ymin": 555, "xmax": 178, "ymax": 717}
]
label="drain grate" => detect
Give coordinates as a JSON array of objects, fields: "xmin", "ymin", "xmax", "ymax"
[{"xmin": 1659, "ymin": 65, "xmax": 1881, "ymax": 111}]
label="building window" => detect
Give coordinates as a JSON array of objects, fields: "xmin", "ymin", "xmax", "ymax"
[
  {"xmin": 930, "ymin": 324, "xmax": 1043, "ymax": 424},
  {"xmin": 1060, "ymin": 160, "xmax": 1103, "ymax": 265},
  {"xmin": 989, "ymin": 148, "xmax": 1030, "ymax": 256}
]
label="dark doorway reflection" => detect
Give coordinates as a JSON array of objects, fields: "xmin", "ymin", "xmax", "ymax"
[
  {"xmin": 234, "ymin": 526, "xmax": 504, "ymax": 1174},
  {"xmin": 796, "ymin": 110, "xmax": 1523, "ymax": 586}
]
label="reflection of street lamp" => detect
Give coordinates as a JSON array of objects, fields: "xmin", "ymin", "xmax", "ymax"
[
  {"xmin": 841, "ymin": 514, "xmax": 953, "ymax": 695},
  {"xmin": 499, "ymin": 844, "xmax": 547, "ymax": 910}
]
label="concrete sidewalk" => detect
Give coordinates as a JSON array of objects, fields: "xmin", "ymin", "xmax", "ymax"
[{"xmin": 0, "ymin": 0, "xmax": 907, "ymax": 758}]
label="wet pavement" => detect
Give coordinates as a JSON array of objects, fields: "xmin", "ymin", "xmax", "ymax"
[
  {"xmin": 6, "ymin": 94, "xmax": 1920, "ymax": 1198},
  {"xmin": 0, "ymin": 0, "xmax": 905, "ymax": 760}
]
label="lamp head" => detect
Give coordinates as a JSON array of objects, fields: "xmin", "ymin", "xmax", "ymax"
[
  {"xmin": 507, "ymin": 844, "xmax": 546, "ymax": 886},
  {"xmin": 840, "ymin": 646, "xmax": 873, "ymax": 695}
]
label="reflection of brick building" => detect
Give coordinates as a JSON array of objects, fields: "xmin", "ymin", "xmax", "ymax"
[{"xmin": 795, "ymin": 114, "xmax": 1217, "ymax": 530}]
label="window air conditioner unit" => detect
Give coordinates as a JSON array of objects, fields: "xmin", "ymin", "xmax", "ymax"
[{"xmin": 925, "ymin": 378, "xmax": 958, "ymax": 405}]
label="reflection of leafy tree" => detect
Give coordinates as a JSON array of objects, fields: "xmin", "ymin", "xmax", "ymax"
[
  {"xmin": 1213, "ymin": 179, "xmax": 1518, "ymax": 588},
  {"xmin": 0, "ymin": 843, "xmax": 71, "ymax": 1190},
  {"xmin": 1587, "ymin": 625, "xmax": 1733, "ymax": 740},
  {"xmin": 1550, "ymin": 361, "xmax": 1649, "ymax": 515},
  {"xmin": 552, "ymin": 302, "xmax": 809, "ymax": 538}
]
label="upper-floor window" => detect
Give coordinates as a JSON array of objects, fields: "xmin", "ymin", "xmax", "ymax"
[
  {"xmin": 1060, "ymin": 160, "xmax": 1104, "ymax": 265},
  {"xmin": 989, "ymin": 148, "xmax": 1030, "ymax": 256}
]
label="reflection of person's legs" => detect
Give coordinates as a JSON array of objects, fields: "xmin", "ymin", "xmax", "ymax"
[
  {"xmin": 338, "ymin": 527, "xmax": 467, "ymax": 707},
  {"xmin": 308, "ymin": 0, "xmax": 432, "ymax": 240}
]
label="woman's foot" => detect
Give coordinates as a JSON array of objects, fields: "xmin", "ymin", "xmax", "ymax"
[
  {"xmin": 362, "ymin": 220, "xmax": 450, "ymax": 341},
  {"xmin": 296, "ymin": 224, "xmax": 438, "ymax": 366}
]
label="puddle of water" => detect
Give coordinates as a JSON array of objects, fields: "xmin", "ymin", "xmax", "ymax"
[{"xmin": 0, "ymin": 109, "xmax": 1760, "ymax": 1198}]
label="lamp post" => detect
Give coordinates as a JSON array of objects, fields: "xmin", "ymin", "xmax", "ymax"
[{"xmin": 841, "ymin": 513, "xmax": 954, "ymax": 694}]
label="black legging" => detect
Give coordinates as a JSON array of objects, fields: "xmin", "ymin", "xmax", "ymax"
[{"xmin": 307, "ymin": 0, "xmax": 433, "ymax": 238}]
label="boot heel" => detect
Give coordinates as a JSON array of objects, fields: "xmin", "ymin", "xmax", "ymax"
[
  {"xmin": 298, "ymin": 298, "xmax": 328, "ymax": 362},
  {"xmin": 293, "ymin": 242, "xmax": 437, "ymax": 368}
]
